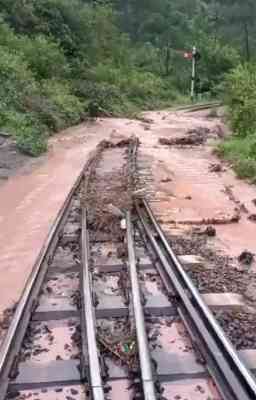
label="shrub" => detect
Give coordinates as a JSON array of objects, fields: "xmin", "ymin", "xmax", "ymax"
[
  {"xmin": 86, "ymin": 63, "xmax": 176, "ymax": 108},
  {"xmin": 2, "ymin": 111, "xmax": 47, "ymax": 156},
  {"xmin": 194, "ymin": 37, "xmax": 240, "ymax": 95},
  {"xmin": 224, "ymin": 63, "xmax": 256, "ymax": 136},
  {"xmin": 74, "ymin": 80, "xmax": 122, "ymax": 112},
  {"xmin": 217, "ymin": 136, "xmax": 256, "ymax": 180},
  {"xmin": 41, "ymin": 80, "xmax": 84, "ymax": 126},
  {"xmin": 0, "ymin": 45, "xmax": 48, "ymax": 154},
  {"xmin": 19, "ymin": 35, "xmax": 70, "ymax": 80},
  {"xmin": 23, "ymin": 93, "xmax": 64, "ymax": 132},
  {"xmin": 0, "ymin": 45, "xmax": 37, "ymax": 111}
]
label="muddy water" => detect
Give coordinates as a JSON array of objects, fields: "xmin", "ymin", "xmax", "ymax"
[
  {"xmin": 0, "ymin": 122, "xmax": 132, "ymax": 316},
  {"xmin": 1, "ymin": 108, "xmax": 256, "ymax": 328},
  {"xmin": 137, "ymin": 109, "xmax": 256, "ymax": 270}
]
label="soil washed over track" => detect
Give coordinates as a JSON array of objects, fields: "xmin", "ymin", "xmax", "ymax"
[{"xmin": 0, "ymin": 136, "xmax": 256, "ymax": 400}]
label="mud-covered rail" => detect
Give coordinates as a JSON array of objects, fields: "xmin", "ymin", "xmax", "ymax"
[
  {"xmin": 176, "ymin": 101, "xmax": 222, "ymax": 112},
  {"xmin": 82, "ymin": 207, "xmax": 105, "ymax": 400},
  {"xmin": 0, "ymin": 161, "xmax": 86, "ymax": 400},
  {"xmin": 0, "ymin": 136, "xmax": 256, "ymax": 400},
  {"xmin": 126, "ymin": 212, "xmax": 156, "ymax": 400},
  {"xmin": 136, "ymin": 199, "xmax": 256, "ymax": 400}
]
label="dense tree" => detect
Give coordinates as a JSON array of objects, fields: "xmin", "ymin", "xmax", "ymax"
[{"xmin": 0, "ymin": 0, "xmax": 251, "ymax": 155}]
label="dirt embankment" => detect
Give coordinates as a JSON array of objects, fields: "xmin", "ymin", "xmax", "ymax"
[
  {"xmin": 0, "ymin": 133, "xmax": 46, "ymax": 186},
  {"xmin": 0, "ymin": 135, "xmax": 29, "ymax": 182}
]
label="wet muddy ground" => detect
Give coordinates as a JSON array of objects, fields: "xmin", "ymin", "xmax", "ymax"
[
  {"xmin": 0, "ymin": 134, "xmax": 46, "ymax": 185},
  {"xmin": 1, "ymin": 113, "xmax": 256, "ymax": 400},
  {"xmin": 83, "ymin": 140, "xmax": 222, "ymax": 399},
  {"xmin": 1, "ymin": 106, "xmax": 256, "ymax": 367},
  {"xmin": 134, "ymin": 107, "xmax": 256, "ymax": 351}
]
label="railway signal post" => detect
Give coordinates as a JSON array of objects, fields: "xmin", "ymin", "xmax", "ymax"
[
  {"xmin": 184, "ymin": 46, "xmax": 200, "ymax": 101},
  {"xmin": 191, "ymin": 46, "xmax": 197, "ymax": 101}
]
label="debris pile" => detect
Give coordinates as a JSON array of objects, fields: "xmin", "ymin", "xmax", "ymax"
[
  {"xmin": 209, "ymin": 163, "xmax": 223, "ymax": 173},
  {"xmin": 0, "ymin": 305, "xmax": 16, "ymax": 342},
  {"xmin": 159, "ymin": 131, "xmax": 205, "ymax": 146},
  {"xmin": 238, "ymin": 250, "xmax": 254, "ymax": 266},
  {"xmin": 84, "ymin": 136, "xmax": 138, "ymax": 239},
  {"xmin": 248, "ymin": 213, "xmax": 256, "ymax": 222}
]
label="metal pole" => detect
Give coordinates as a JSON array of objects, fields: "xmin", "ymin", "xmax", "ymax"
[{"xmin": 191, "ymin": 46, "xmax": 197, "ymax": 102}]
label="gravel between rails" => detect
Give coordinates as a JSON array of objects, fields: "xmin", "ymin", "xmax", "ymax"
[
  {"xmin": 168, "ymin": 233, "xmax": 249, "ymax": 294},
  {"xmin": 215, "ymin": 310, "xmax": 256, "ymax": 351},
  {"xmin": 168, "ymin": 232, "xmax": 256, "ymax": 351}
]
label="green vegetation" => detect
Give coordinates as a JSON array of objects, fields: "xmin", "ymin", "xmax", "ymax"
[
  {"xmin": 217, "ymin": 137, "xmax": 256, "ymax": 180},
  {"xmin": 0, "ymin": 0, "xmax": 255, "ymax": 156},
  {"xmin": 217, "ymin": 63, "xmax": 256, "ymax": 181}
]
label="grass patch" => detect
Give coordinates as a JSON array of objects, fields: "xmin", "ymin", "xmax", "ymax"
[{"xmin": 216, "ymin": 136, "xmax": 256, "ymax": 181}]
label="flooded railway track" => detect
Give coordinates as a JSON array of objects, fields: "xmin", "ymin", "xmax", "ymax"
[{"xmin": 0, "ymin": 137, "xmax": 256, "ymax": 400}]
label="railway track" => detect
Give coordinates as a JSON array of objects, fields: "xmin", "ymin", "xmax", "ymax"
[
  {"xmin": 0, "ymin": 138, "xmax": 256, "ymax": 400},
  {"xmin": 175, "ymin": 101, "xmax": 222, "ymax": 113}
]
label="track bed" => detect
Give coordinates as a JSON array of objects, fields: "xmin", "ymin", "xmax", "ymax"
[{"xmin": 1, "ymin": 137, "xmax": 256, "ymax": 400}]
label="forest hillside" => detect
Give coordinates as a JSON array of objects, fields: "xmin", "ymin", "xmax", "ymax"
[{"xmin": 0, "ymin": 0, "xmax": 255, "ymax": 160}]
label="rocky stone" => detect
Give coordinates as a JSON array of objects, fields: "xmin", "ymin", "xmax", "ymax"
[
  {"xmin": 0, "ymin": 131, "xmax": 11, "ymax": 137},
  {"xmin": 209, "ymin": 163, "xmax": 222, "ymax": 173},
  {"xmin": 212, "ymin": 124, "xmax": 225, "ymax": 138},
  {"xmin": 245, "ymin": 280, "xmax": 256, "ymax": 302},
  {"xmin": 6, "ymin": 391, "xmax": 20, "ymax": 399},
  {"xmin": 132, "ymin": 188, "xmax": 147, "ymax": 198},
  {"xmin": 161, "ymin": 177, "xmax": 172, "ymax": 183},
  {"xmin": 248, "ymin": 214, "xmax": 256, "ymax": 222},
  {"xmin": 238, "ymin": 250, "xmax": 254, "ymax": 266},
  {"xmin": 217, "ymin": 310, "xmax": 256, "ymax": 349},
  {"xmin": 205, "ymin": 226, "xmax": 216, "ymax": 237},
  {"xmin": 106, "ymin": 204, "xmax": 124, "ymax": 218},
  {"xmin": 117, "ymin": 244, "xmax": 128, "ymax": 259},
  {"xmin": 159, "ymin": 132, "xmax": 205, "ymax": 146},
  {"xmin": 0, "ymin": 166, "xmax": 10, "ymax": 179}
]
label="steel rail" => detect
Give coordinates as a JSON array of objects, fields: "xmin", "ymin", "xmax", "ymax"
[
  {"xmin": 81, "ymin": 207, "xmax": 105, "ymax": 400},
  {"xmin": 0, "ymin": 148, "xmax": 101, "ymax": 398},
  {"xmin": 136, "ymin": 199, "xmax": 256, "ymax": 400},
  {"xmin": 176, "ymin": 101, "xmax": 221, "ymax": 112},
  {"xmin": 126, "ymin": 212, "xmax": 157, "ymax": 400},
  {"xmin": 0, "ymin": 164, "xmax": 87, "ymax": 400}
]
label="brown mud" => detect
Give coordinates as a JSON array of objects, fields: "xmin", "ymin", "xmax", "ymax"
[
  {"xmin": 1, "ymin": 108, "xmax": 256, "ymax": 357},
  {"xmin": 84, "ymin": 136, "xmax": 138, "ymax": 240},
  {"xmin": 0, "ymin": 135, "xmax": 44, "ymax": 184}
]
